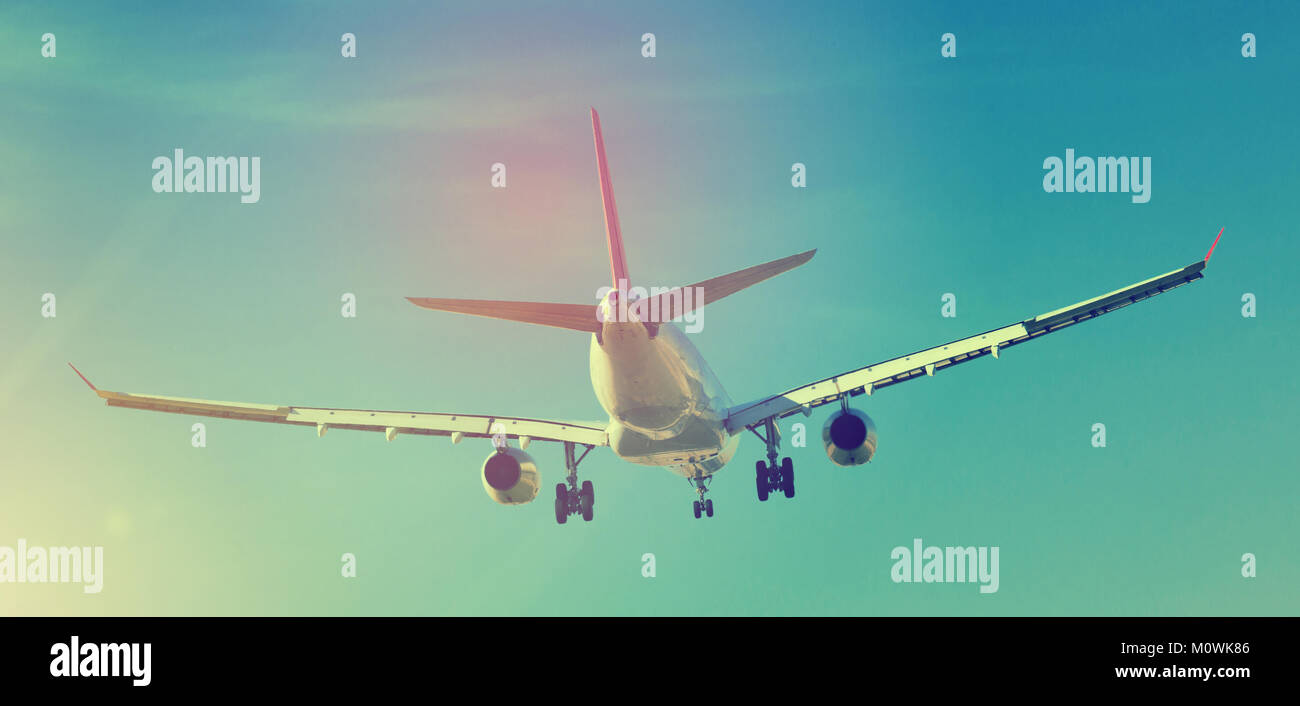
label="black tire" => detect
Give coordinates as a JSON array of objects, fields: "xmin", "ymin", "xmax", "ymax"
[
  {"xmin": 555, "ymin": 484, "xmax": 568, "ymax": 524},
  {"xmin": 581, "ymin": 480, "xmax": 594, "ymax": 507},
  {"xmin": 693, "ymin": 500, "xmax": 702, "ymax": 519},
  {"xmin": 781, "ymin": 457, "xmax": 795, "ymax": 498},
  {"xmin": 580, "ymin": 487, "xmax": 594, "ymax": 522},
  {"xmin": 755, "ymin": 461, "xmax": 769, "ymax": 502},
  {"xmin": 705, "ymin": 498, "xmax": 714, "ymax": 517}
]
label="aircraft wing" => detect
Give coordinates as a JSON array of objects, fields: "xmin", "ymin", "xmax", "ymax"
[
  {"xmin": 68, "ymin": 366, "xmax": 608, "ymax": 447},
  {"xmin": 725, "ymin": 253, "xmax": 1212, "ymax": 435}
]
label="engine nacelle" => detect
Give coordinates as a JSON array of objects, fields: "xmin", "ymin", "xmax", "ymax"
[
  {"xmin": 822, "ymin": 407, "xmax": 877, "ymax": 466},
  {"xmin": 481, "ymin": 447, "xmax": 541, "ymax": 505}
]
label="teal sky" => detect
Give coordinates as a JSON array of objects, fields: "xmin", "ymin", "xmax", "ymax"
[{"xmin": 1, "ymin": 0, "xmax": 1296, "ymax": 615}]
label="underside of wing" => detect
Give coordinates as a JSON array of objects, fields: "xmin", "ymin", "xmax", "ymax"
[
  {"xmin": 70, "ymin": 366, "xmax": 608, "ymax": 447},
  {"xmin": 726, "ymin": 255, "xmax": 1209, "ymax": 434}
]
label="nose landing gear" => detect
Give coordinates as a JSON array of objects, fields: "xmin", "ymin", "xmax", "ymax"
[{"xmin": 689, "ymin": 472, "xmax": 714, "ymax": 519}]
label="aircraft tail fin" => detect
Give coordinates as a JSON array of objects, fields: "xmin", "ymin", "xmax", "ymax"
[
  {"xmin": 591, "ymin": 108, "xmax": 630, "ymax": 289},
  {"xmin": 408, "ymin": 112, "xmax": 815, "ymax": 335}
]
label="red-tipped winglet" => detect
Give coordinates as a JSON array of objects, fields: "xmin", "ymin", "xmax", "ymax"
[
  {"xmin": 68, "ymin": 363, "xmax": 98, "ymax": 392},
  {"xmin": 1205, "ymin": 227, "xmax": 1224, "ymax": 262}
]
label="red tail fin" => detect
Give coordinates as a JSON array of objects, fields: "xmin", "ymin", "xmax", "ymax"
[
  {"xmin": 591, "ymin": 108, "xmax": 629, "ymax": 288},
  {"xmin": 407, "ymin": 114, "xmax": 816, "ymax": 336}
]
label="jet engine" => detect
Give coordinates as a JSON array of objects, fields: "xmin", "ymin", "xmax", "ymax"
[
  {"xmin": 822, "ymin": 407, "xmax": 877, "ymax": 466},
  {"xmin": 481, "ymin": 447, "xmax": 541, "ymax": 505}
]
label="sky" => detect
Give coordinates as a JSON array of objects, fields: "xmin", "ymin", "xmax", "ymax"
[{"xmin": 1, "ymin": 0, "xmax": 1296, "ymax": 616}]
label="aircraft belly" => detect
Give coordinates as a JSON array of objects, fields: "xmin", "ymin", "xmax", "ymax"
[
  {"xmin": 590, "ymin": 323, "xmax": 738, "ymax": 477},
  {"xmin": 608, "ymin": 415, "xmax": 736, "ymax": 476}
]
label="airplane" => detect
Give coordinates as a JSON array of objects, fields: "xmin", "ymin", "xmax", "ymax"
[{"xmin": 70, "ymin": 108, "xmax": 1220, "ymax": 523}]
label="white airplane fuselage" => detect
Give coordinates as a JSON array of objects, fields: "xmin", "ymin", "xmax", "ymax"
[{"xmin": 589, "ymin": 306, "xmax": 739, "ymax": 479}]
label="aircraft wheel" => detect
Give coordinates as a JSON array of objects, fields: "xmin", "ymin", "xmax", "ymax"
[
  {"xmin": 755, "ymin": 461, "xmax": 769, "ymax": 502},
  {"xmin": 781, "ymin": 457, "xmax": 795, "ymax": 498},
  {"xmin": 579, "ymin": 484, "xmax": 594, "ymax": 522},
  {"xmin": 555, "ymin": 483, "xmax": 569, "ymax": 524},
  {"xmin": 693, "ymin": 500, "xmax": 702, "ymax": 519},
  {"xmin": 705, "ymin": 498, "xmax": 714, "ymax": 518}
]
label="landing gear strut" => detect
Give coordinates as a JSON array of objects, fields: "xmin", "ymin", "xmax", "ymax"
[
  {"xmin": 689, "ymin": 472, "xmax": 714, "ymax": 519},
  {"xmin": 554, "ymin": 441, "xmax": 596, "ymax": 524},
  {"xmin": 751, "ymin": 417, "xmax": 794, "ymax": 502}
]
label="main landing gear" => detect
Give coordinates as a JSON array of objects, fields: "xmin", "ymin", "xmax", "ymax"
[
  {"xmin": 555, "ymin": 441, "xmax": 596, "ymax": 524},
  {"xmin": 751, "ymin": 417, "xmax": 794, "ymax": 502},
  {"xmin": 690, "ymin": 472, "xmax": 714, "ymax": 519}
]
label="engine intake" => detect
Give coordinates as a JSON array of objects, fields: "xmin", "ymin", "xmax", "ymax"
[
  {"xmin": 822, "ymin": 407, "xmax": 877, "ymax": 466},
  {"xmin": 481, "ymin": 447, "xmax": 541, "ymax": 505}
]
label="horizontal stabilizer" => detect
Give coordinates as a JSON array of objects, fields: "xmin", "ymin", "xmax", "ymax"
[
  {"xmin": 407, "ymin": 298, "xmax": 601, "ymax": 333},
  {"xmin": 634, "ymin": 249, "xmax": 816, "ymax": 322}
]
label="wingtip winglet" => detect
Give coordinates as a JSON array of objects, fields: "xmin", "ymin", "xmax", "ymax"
[
  {"xmin": 68, "ymin": 363, "xmax": 97, "ymax": 392},
  {"xmin": 1204, "ymin": 227, "xmax": 1224, "ymax": 263}
]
